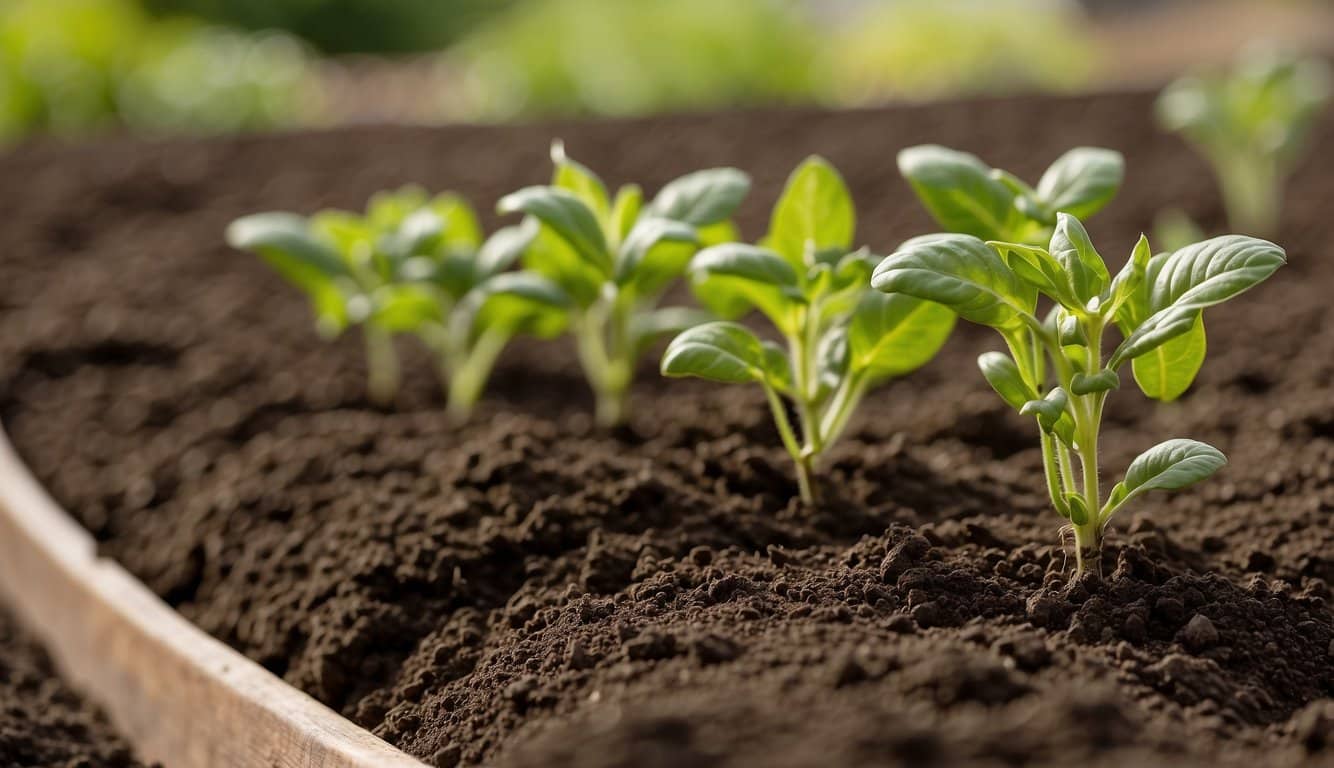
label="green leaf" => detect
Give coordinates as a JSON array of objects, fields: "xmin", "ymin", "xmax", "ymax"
[
  {"xmin": 427, "ymin": 193, "xmax": 483, "ymax": 252},
  {"xmin": 1111, "ymin": 236, "xmax": 1284, "ymax": 366},
  {"xmin": 871, "ymin": 234, "xmax": 1036, "ymax": 331},
  {"xmin": 977, "ymin": 351, "xmax": 1037, "ymax": 411},
  {"xmin": 1048, "ymin": 213, "xmax": 1110, "ymax": 302},
  {"xmin": 816, "ymin": 326, "xmax": 850, "ymax": 393},
  {"xmin": 647, "ymin": 167, "xmax": 751, "ymax": 227},
  {"xmin": 1105, "ymin": 438, "xmax": 1227, "ymax": 516},
  {"xmin": 1131, "ymin": 313, "xmax": 1206, "ymax": 401},
  {"xmin": 609, "ymin": 184, "xmax": 643, "ymax": 247},
  {"xmin": 476, "ymin": 218, "xmax": 539, "ymax": 279},
  {"xmin": 1108, "ymin": 234, "xmax": 1152, "ymax": 315},
  {"xmin": 1065, "ymin": 493, "xmax": 1091, "ymax": 526},
  {"xmin": 661, "ymin": 321, "xmax": 769, "ymax": 384},
  {"xmin": 466, "ymin": 272, "xmax": 572, "ymax": 340},
  {"xmin": 688, "ymin": 244, "xmax": 801, "ymax": 334},
  {"xmin": 522, "ymin": 225, "xmax": 604, "ymax": 307},
  {"xmin": 1070, "ymin": 369, "xmax": 1120, "ymax": 395},
  {"xmin": 987, "ymin": 240, "xmax": 1076, "ymax": 305},
  {"xmin": 767, "ymin": 156, "xmax": 855, "ymax": 267},
  {"xmin": 227, "ymin": 212, "xmax": 348, "ymax": 290},
  {"xmin": 1020, "ymin": 387, "xmax": 1068, "ymax": 434},
  {"xmin": 897, "ymin": 145, "xmax": 1015, "ymax": 240},
  {"xmin": 847, "ymin": 292, "xmax": 955, "ymax": 381},
  {"xmin": 690, "ymin": 243, "xmax": 799, "ymax": 288},
  {"xmin": 370, "ymin": 283, "xmax": 443, "ymax": 332},
  {"xmin": 498, "ymin": 186, "xmax": 611, "ymax": 276},
  {"xmin": 550, "ymin": 140, "xmax": 611, "ymax": 223},
  {"xmin": 1147, "ymin": 235, "xmax": 1286, "ymax": 309},
  {"xmin": 615, "ymin": 217, "xmax": 699, "ymax": 284},
  {"xmin": 1034, "ymin": 147, "xmax": 1124, "ymax": 219},
  {"xmin": 366, "ymin": 186, "xmax": 428, "ymax": 231}
]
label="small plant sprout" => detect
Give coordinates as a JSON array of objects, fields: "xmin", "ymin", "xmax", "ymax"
[
  {"xmin": 661, "ymin": 157, "xmax": 955, "ymax": 504},
  {"xmin": 498, "ymin": 141, "xmax": 750, "ymax": 426},
  {"xmin": 227, "ymin": 187, "xmax": 569, "ymax": 416},
  {"xmin": 1157, "ymin": 48, "xmax": 1330, "ymax": 237},
  {"xmin": 898, "ymin": 144, "xmax": 1124, "ymax": 245},
  {"xmin": 872, "ymin": 216, "xmax": 1284, "ymax": 575}
]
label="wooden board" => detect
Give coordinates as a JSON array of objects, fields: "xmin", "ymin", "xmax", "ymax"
[{"xmin": 0, "ymin": 426, "xmax": 426, "ymax": 768}]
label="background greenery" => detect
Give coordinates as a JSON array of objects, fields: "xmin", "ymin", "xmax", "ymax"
[{"xmin": 0, "ymin": 0, "xmax": 1322, "ymax": 143}]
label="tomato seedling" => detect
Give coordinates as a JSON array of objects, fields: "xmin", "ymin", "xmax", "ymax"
[
  {"xmin": 872, "ymin": 215, "xmax": 1284, "ymax": 574},
  {"xmin": 1158, "ymin": 48, "xmax": 1330, "ymax": 237},
  {"xmin": 661, "ymin": 157, "xmax": 955, "ymax": 503},
  {"xmin": 498, "ymin": 141, "xmax": 750, "ymax": 426},
  {"xmin": 227, "ymin": 187, "xmax": 569, "ymax": 415},
  {"xmin": 899, "ymin": 144, "xmax": 1124, "ymax": 245}
]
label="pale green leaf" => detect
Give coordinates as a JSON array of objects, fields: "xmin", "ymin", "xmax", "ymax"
[
  {"xmin": 767, "ymin": 156, "xmax": 855, "ymax": 266},
  {"xmin": 897, "ymin": 145, "xmax": 1015, "ymax": 240},
  {"xmin": 871, "ymin": 233, "xmax": 1036, "ymax": 331},
  {"xmin": 661, "ymin": 321, "xmax": 768, "ymax": 384},
  {"xmin": 1035, "ymin": 147, "xmax": 1124, "ymax": 219},
  {"xmin": 847, "ymin": 292, "xmax": 955, "ymax": 380},
  {"xmin": 648, "ymin": 167, "xmax": 751, "ymax": 226},
  {"xmin": 1131, "ymin": 313, "xmax": 1206, "ymax": 401},
  {"xmin": 498, "ymin": 186, "xmax": 611, "ymax": 275}
]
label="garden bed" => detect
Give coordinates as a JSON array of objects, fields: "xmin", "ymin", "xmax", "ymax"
[{"xmin": 1, "ymin": 90, "xmax": 1332, "ymax": 767}]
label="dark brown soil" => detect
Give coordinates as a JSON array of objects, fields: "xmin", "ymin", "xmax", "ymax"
[
  {"xmin": 0, "ymin": 607, "xmax": 146, "ymax": 767},
  {"xmin": 1, "ymin": 91, "xmax": 1332, "ymax": 767}
]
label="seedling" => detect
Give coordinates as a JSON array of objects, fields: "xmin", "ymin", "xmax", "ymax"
[
  {"xmin": 1158, "ymin": 49, "xmax": 1330, "ymax": 236},
  {"xmin": 227, "ymin": 187, "xmax": 569, "ymax": 415},
  {"xmin": 872, "ymin": 216, "xmax": 1284, "ymax": 574},
  {"xmin": 498, "ymin": 141, "xmax": 750, "ymax": 426},
  {"xmin": 661, "ymin": 157, "xmax": 955, "ymax": 503},
  {"xmin": 898, "ymin": 144, "xmax": 1124, "ymax": 245}
]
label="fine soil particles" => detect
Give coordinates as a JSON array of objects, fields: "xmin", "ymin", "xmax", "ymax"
[{"xmin": 0, "ymin": 607, "xmax": 146, "ymax": 767}]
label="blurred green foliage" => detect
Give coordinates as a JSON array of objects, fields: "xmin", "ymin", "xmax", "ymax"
[
  {"xmin": 0, "ymin": 0, "xmax": 316, "ymax": 142},
  {"xmin": 450, "ymin": 0, "xmax": 1095, "ymax": 120},
  {"xmin": 453, "ymin": 0, "xmax": 823, "ymax": 119},
  {"xmin": 831, "ymin": 0, "xmax": 1095, "ymax": 102},
  {"xmin": 141, "ymin": 0, "xmax": 509, "ymax": 55}
]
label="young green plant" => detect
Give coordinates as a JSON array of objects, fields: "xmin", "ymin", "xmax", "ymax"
[
  {"xmin": 871, "ymin": 215, "xmax": 1284, "ymax": 575},
  {"xmin": 898, "ymin": 143, "xmax": 1124, "ymax": 245},
  {"xmin": 1158, "ymin": 48, "xmax": 1330, "ymax": 237},
  {"xmin": 227, "ymin": 187, "xmax": 569, "ymax": 415},
  {"xmin": 661, "ymin": 156, "xmax": 955, "ymax": 504},
  {"xmin": 497, "ymin": 141, "xmax": 750, "ymax": 426}
]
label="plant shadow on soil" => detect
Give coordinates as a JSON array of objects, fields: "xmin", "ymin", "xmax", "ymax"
[{"xmin": 0, "ymin": 91, "xmax": 1333, "ymax": 767}]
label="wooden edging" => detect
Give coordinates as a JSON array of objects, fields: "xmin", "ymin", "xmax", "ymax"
[{"xmin": 0, "ymin": 426, "xmax": 426, "ymax": 768}]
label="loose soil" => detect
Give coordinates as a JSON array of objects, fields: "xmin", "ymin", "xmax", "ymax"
[
  {"xmin": 0, "ymin": 607, "xmax": 146, "ymax": 767},
  {"xmin": 1, "ymin": 91, "xmax": 1332, "ymax": 767}
]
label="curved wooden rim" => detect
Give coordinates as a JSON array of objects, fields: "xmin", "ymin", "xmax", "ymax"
[{"xmin": 0, "ymin": 425, "xmax": 425, "ymax": 768}]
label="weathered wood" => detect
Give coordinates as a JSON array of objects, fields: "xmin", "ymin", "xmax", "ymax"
[{"xmin": 0, "ymin": 426, "xmax": 425, "ymax": 768}]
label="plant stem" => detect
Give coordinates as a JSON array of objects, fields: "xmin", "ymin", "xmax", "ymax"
[
  {"xmin": 762, "ymin": 383, "xmax": 812, "ymax": 504},
  {"xmin": 1216, "ymin": 150, "xmax": 1281, "ymax": 237},
  {"xmin": 364, "ymin": 326, "xmax": 399, "ymax": 406},
  {"xmin": 445, "ymin": 328, "xmax": 510, "ymax": 423},
  {"xmin": 787, "ymin": 308, "xmax": 825, "ymax": 504}
]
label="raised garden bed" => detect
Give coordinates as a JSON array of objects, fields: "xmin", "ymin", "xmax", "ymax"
[{"xmin": 1, "ymin": 90, "xmax": 1332, "ymax": 767}]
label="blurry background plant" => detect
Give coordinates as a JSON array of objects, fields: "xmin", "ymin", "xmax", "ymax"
[
  {"xmin": 449, "ymin": 0, "xmax": 823, "ymax": 120},
  {"xmin": 0, "ymin": 0, "xmax": 318, "ymax": 143},
  {"xmin": 828, "ymin": 0, "xmax": 1094, "ymax": 104},
  {"xmin": 1157, "ymin": 47, "xmax": 1331, "ymax": 236},
  {"xmin": 0, "ymin": 0, "xmax": 1329, "ymax": 143}
]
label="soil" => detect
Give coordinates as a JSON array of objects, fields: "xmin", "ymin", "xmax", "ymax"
[
  {"xmin": 0, "ymin": 607, "xmax": 146, "ymax": 767},
  {"xmin": 1, "ymin": 91, "xmax": 1333, "ymax": 767}
]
